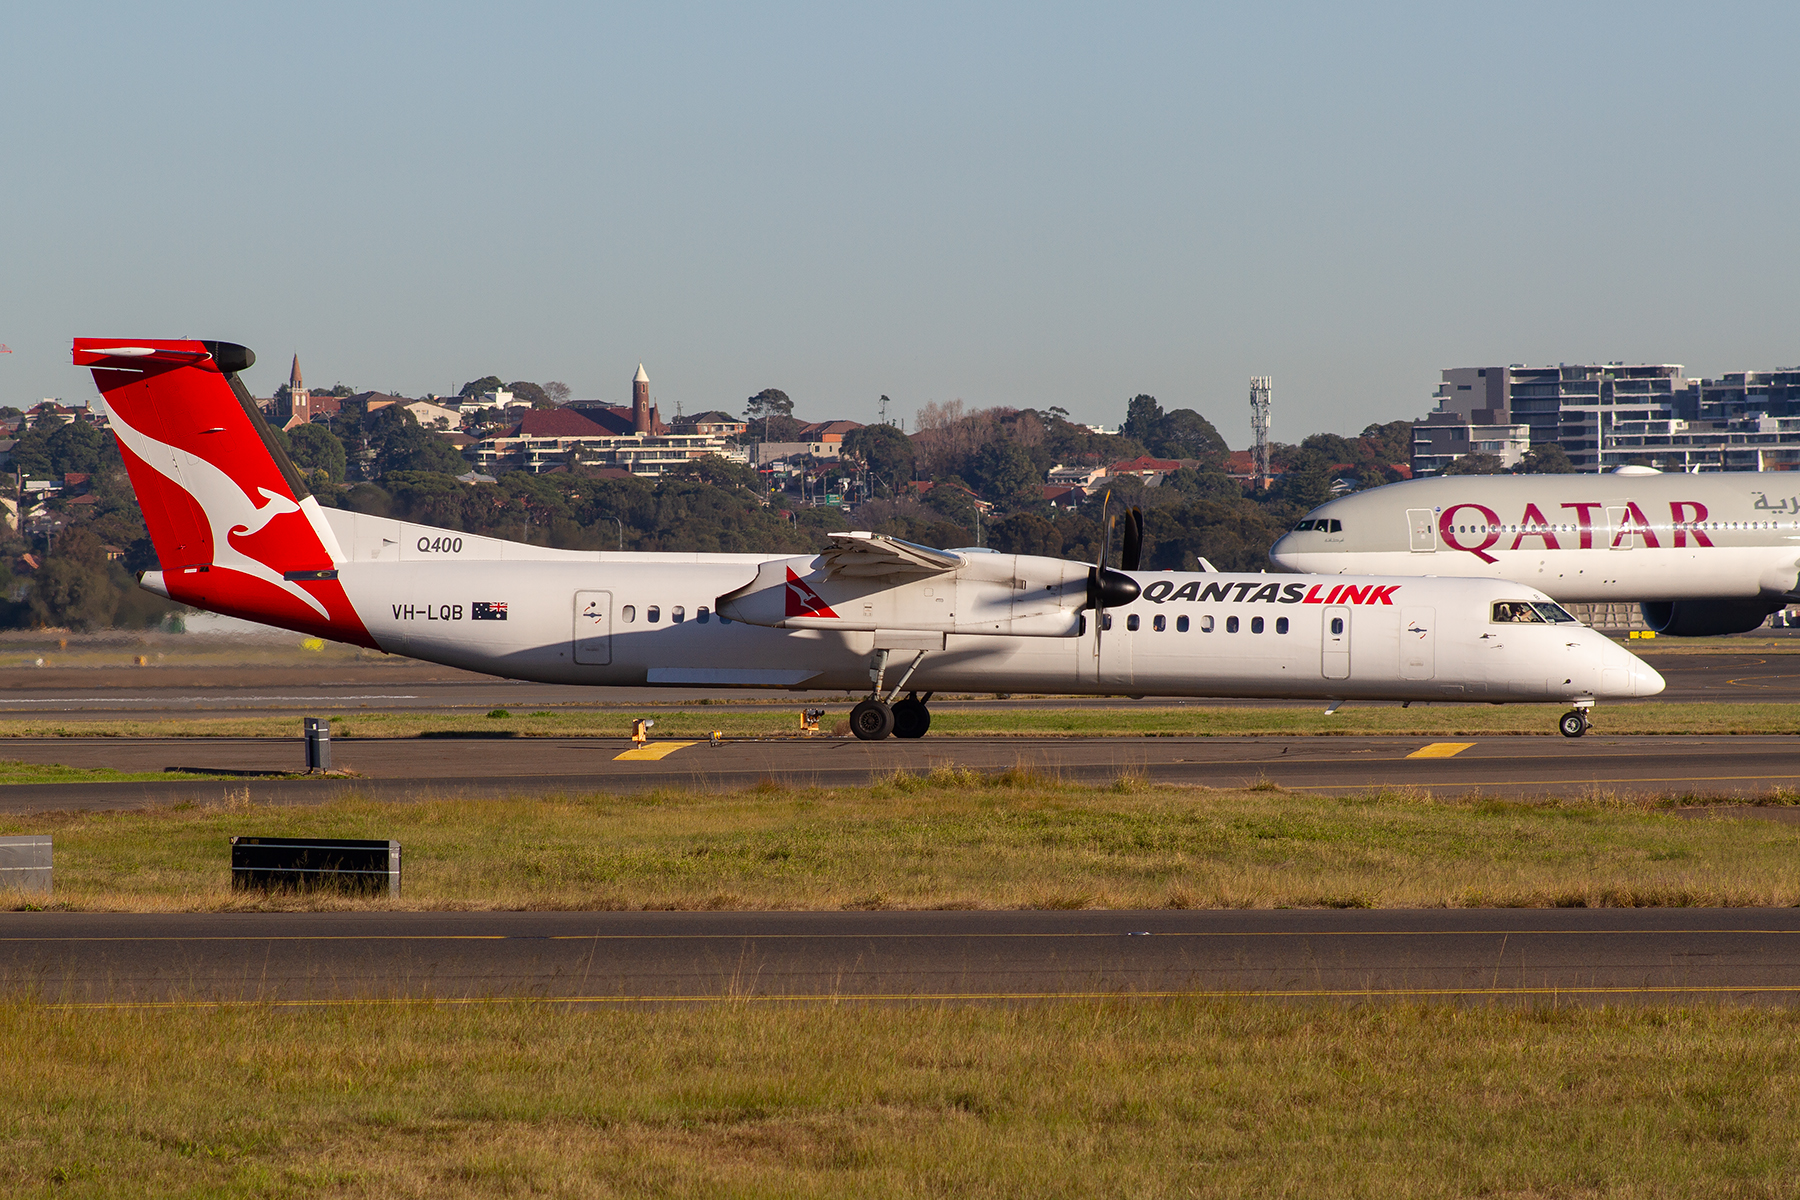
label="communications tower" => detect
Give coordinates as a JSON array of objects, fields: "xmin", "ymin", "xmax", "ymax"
[{"xmin": 1249, "ymin": 376, "xmax": 1272, "ymax": 488}]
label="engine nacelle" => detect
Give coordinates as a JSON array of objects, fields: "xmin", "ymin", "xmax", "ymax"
[{"xmin": 1639, "ymin": 598, "xmax": 1783, "ymax": 637}]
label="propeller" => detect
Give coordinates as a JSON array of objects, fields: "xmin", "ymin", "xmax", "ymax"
[
  {"xmin": 1121, "ymin": 506, "xmax": 1144, "ymax": 572},
  {"xmin": 1086, "ymin": 493, "xmax": 1141, "ymax": 656}
]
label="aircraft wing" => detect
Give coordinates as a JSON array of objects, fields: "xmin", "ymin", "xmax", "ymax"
[{"xmin": 819, "ymin": 532, "xmax": 961, "ymax": 579}]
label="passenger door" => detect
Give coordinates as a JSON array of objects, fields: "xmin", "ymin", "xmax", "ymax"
[
  {"xmin": 1322, "ymin": 606, "xmax": 1351, "ymax": 679},
  {"xmin": 1407, "ymin": 509, "xmax": 1436, "ymax": 553},
  {"xmin": 573, "ymin": 590, "xmax": 612, "ymax": 665}
]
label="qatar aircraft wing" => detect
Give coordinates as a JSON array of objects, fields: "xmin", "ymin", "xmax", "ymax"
[
  {"xmin": 75, "ymin": 338, "xmax": 1661, "ymax": 739},
  {"xmin": 1271, "ymin": 469, "xmax": 1800, "ymax": 636}
]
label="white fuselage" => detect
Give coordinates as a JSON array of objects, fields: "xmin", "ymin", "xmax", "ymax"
[
  {"xmin": 1271, "ymin": 472, "xmax": 1800, "ymax": 602},
  {"xmin": 279, "ymin": 509, "xmax": 1660, "ymax": 704}
]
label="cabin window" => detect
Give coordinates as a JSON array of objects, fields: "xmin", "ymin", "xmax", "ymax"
[
  {"xmin": 1200, "ymin": 615, "xmax": 1214, "ymax": 633},
  {"xmin": 1079, "ymin": 614, "xmax": 1087, "ymax": 635},
  {"xmin": 621, "ymin": 605, "xmax": 636, "ymax": 623},
  {"xmin": 1226, "ymin": 615, "xmax": 1239, "ymax": 633},
  {"xmin": 1176, "ymin": 615, "xmax": 1189, "ymax": 632},
  {"xmin": 647, "ymin": 605, "xmax": 661, "ymax": 623},
  {"xmin": 697, "ymin": 606, "xmax": 710, "ymax": 624},
  {"xmin": 1330, "ymin": 617, "xmax": 1344, "ymax": 635},
  {"xmin": 1101, "ymin": 614, "xmax": 1113, "ymax": 631},
  {"xmin": 1126, "ymin": 614, "xmax": 1140, "ymax": 632},
  {"xmin": 1153, "ymin": 614, "xmax": 1167, "ymax": 632},
  {"xmin": 671, "ymin": 606, "xmax": 686, "ymax": 623},
  {"xmin": 1276, "ymin": 617, "xmax": 1289, "ymax": 634},
  {"xmin": 1491, "ymin": 601, "xmax": 1544, "ymax": 624},
  {"xmin": 1250, "ymin": 616, "xmax": 1264, "ymax": 634}
]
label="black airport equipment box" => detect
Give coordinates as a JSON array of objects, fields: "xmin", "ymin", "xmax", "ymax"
[{"xmin": 230, "ymin": 837, "xmax": 400, "ymax": 896}]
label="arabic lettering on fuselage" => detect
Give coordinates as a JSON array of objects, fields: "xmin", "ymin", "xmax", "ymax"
[
  {"xmin": 1139, "ymin": 580, "xmax": 1400, "ymax": 606},
  {"xmin": 1430, "ymin": 498, "xmax": 1786, "ymax": 564}
]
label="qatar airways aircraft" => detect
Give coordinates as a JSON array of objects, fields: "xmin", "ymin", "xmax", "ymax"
[
  {"xmin": 73, "ymin": 339, "xmax": 1660, "ymax": 739},
  {"xmin": 1271, "ymin": 468, "xmax": 1800, "ymax": 636}
]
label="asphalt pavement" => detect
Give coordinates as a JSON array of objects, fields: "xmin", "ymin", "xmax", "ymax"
[{"xmin": 5, "ymin": 909, "xmax": 1798, "ymax": 1006}]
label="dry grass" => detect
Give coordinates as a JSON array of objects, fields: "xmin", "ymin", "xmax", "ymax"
[
  {"xmin": 2, "ymin": 998, "xmax": 1799, "ymax": 1197},
  {"xmin": 7, "ymin": 774, "xmax": 1800, "ymax": 913}
]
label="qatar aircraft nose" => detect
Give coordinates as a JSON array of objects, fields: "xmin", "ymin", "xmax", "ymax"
[{"xmin": 1599, "ymin": 638, "xmax": 1665, "ymax": 697}]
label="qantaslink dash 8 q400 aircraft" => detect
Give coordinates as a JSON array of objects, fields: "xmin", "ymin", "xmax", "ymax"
[
  {"xmin": 74, "ymin": 338, "xmax": 1661, "ymax": 740},
  {"xmin": 1271, "ymin": 467, "xmax": 1800, "ymax": 637}
]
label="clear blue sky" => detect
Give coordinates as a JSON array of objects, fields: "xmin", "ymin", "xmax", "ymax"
[{"xmin": 3, "ymin": 2, "xmax": 1794, "ymax": 447}]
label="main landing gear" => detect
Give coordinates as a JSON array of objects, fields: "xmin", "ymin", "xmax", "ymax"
[
  {"xmin": 1559, "ymin": 700, "xmax": 1595, "ymax": 739},
  {"xmin": 850, "ymin": 649, "xmax": 933, "ymax": 741}
]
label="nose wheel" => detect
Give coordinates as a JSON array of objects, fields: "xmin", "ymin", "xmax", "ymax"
[{"xmin": 1559, "ymin": 709, "xmax": 1591, "ymax": 739}]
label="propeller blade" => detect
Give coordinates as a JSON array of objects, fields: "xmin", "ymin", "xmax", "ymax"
[{"xmin": 1121, "ymin": 507, "xmax": 1144, "ymax": 572}]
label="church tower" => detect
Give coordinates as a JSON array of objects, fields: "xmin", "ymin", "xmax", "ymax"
[
  {"xmin": 632, "ymin": 363, "xmax": 650, "ymax": 434},
  {"xmin": 286, "ymin": 354, "xmax": 310, "ymax": 428}
]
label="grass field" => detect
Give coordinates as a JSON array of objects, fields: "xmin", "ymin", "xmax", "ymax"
[
  {"xmin": 7, "ymin": 699, "xmax": 1800, "ymax": 742},
  {"xmin": 7, "ymin": 773, "xmax": 1800, "ymax": 912},
  {"xmin": 1, "ymin": 998, "xmax": 1797, "ymax": 1197},
  {"xmin": 0, "ymin": 760, "xmax": 286, "ymax": 786}
]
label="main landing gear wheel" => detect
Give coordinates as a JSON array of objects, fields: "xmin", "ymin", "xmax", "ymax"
[
  {"xmin": 1559, "ymin": 710, "xmax": 1590, "ymax": 739},
  {"xmin": 891, "ymin": 694, "xmax": 931, "ymax": 739},
  {"xmin": 850, "ymin": 699, "xmax": 895, "ymax": 741}
]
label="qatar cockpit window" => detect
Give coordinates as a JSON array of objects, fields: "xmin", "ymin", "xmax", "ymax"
[
  {"xmin": 1291, "ymin": 519, "xmax": 1343, "ymax": 532},
  {"xmin": 1492, "ymin": 601, "xmax": 1578, "ymax": 624}
]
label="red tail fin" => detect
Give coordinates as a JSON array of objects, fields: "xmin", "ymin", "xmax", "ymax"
[{"xmin": 72, "ymin": 339, "xmax": 373, "ymax": 646}]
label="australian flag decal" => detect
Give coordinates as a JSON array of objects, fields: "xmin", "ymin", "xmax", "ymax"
[{"xmin": 472, "ymin": 602, "xmax": 508, "ymax": 621}]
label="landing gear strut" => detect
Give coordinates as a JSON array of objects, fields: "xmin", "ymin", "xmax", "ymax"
[{"xmin": 849, "ymin": 651, "xmax": 932, "ymax": 741}]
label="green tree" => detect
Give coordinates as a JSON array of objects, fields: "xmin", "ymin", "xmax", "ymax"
[
  {"xmin": 29, "ymin": 526, "xmax": 119, "ymax": 631},
  {"xmin": 458, "ymin": 375, "xmax": 505, "ymax": 398},
  {"xmin": 1154, "ymin": 408, "xmax": 1228, "ymax": 459},
  {"xmin": 970, "ymin": 439, "xmax": 1042, "ymax": 511},
  {"xmin": 287, "ymin": 423, "xmax": 347, "ymax": 484},
  {"xmin": 1517, "ymin": 443, "xmax": 1577, "ymax": 474},
  {"xmin": 507, "ymin": 381, "xmax": 552, "ymax": 409},
  {"xmin": 1358, "ymin": 420, "xmax": 1414, "ymax": 464},
  {"xmin": 840, "ymin": 424, "xmax": 916, "ymax": 493},
  {"xmin": 744, "ymin": 388, "xmax": 794, "ymax": 442},
  {"xmin": 1122, "ymin": 395, "xmax": 1164, "ymax": 445},
  {"xmin": 368, "ymin": 406, "xmax": 468, "ymax": 477}
]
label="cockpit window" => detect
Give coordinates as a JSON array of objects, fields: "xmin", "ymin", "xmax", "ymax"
[
  {"xmin": 1492, "ymin": 601, "xmax": 1546, "ymax": 624},
  {"xmin": 1291, "ymin": 518, "xmax": 1342, "ymax": 533},
  {"xmin": 1292, "ymin": 519, "xmax": 1316, "ymax": 531},
  {"xmin": 1530, "ymin": 602, "xmax": 1578, "ymax": 624}
]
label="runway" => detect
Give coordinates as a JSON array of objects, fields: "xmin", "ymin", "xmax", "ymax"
[
  {"xmin": 6, "ymin": 909, "xmax": 1799, "ymax": 1006},
  {"xmin": 3, "ymin": 732, "xmax": 1800, "ymax": 811}
]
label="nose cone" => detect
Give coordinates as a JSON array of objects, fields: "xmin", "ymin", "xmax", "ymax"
[
  {"xmin": 1269, "ymin": 534, "xmax": 1301, "ymax": 570},
  {"xmin": 1601, "ymin": 637, "xmax": 1665, "ymax": 697}
]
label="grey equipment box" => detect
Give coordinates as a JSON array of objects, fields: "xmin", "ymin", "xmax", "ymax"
[
  {"xmin": 230, "ymin": 837, "xmax": 400, "ymax": 896},
  {"xmin": 0, "ymin": 836, "xmax": 52, "ymax": 894}
]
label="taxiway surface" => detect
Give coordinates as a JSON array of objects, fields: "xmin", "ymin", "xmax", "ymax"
[
  {"xmin": 6, "ymin": 909, "xmax": 1799, "ymax": 1005},
  {"xmin": 3, "ymin": 732, "xmax": 1800, "ymax": 811}
]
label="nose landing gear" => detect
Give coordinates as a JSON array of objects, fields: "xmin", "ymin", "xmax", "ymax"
[{"xmin": 1558, "ymin": 701, "xmax": 1594, "ymax": 739}]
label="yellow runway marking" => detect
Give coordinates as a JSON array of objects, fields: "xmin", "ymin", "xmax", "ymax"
[
  {"xmin": 1407, "ymin": 742, "xmax": 1477, "ymax": 759},
  {"xmin": 612, "ymin": 741, "xmax": 696, "ymax": 761}
]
